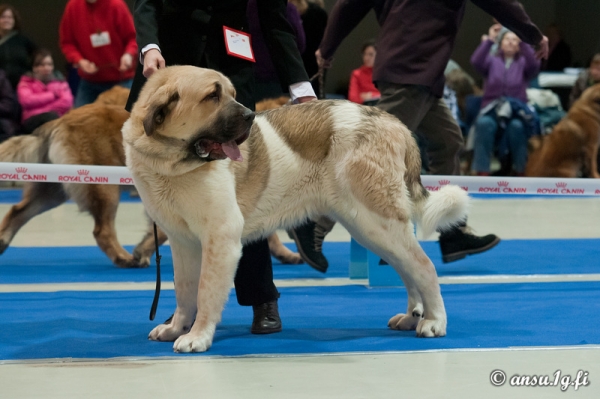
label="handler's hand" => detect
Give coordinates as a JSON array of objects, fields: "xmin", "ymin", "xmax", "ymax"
[
  {"xmin": 535, "ymin": 35, "xmax": 549, "ymax": 60},
  {"xmin": 143, "ymin": 49, "xmax": 166, "ymax": 78},
  {"xmin": 315, "ymin": 49, "xmax": 333, "ymax": 69}
]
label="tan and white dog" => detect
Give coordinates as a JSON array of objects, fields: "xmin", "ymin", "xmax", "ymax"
[{"xmin": 123, "ymin": 66, "xmax": 469, "ymax": 353}]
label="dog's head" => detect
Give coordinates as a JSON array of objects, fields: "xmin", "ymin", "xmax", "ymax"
[{"xmin": 125, "ymin": 66, "xmax": 255, "ymax": 171}]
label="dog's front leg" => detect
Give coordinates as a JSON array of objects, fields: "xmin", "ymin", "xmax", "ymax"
[
  {"xmin": 149, "ymin": 237, "xmax": 201, "ymax": 342},
  {"xmin": 173, "ymin": 219, "xmax": 244, "ymax": 353}
]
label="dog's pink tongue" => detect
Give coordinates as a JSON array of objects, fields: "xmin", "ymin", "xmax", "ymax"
[{"xmin": 222, "ymin": 140, "xmax": 243, "ymax": 162}]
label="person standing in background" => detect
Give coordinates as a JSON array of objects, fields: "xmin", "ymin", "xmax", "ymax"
[
  {"xmin": 0, "ymin": 4, "xmax": 37, "ymax": 91},
  {"xmin": 59, "ymin": 0, "xmax": 137, "ymax": 107}
]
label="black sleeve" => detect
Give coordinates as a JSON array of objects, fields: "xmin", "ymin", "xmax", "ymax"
[
  {"xmin": 471, "ymin": 0, "xmax": 543, "ymax": 45},
  {"xmin": 133, "ymin": 0, "xmax": 163, "ymax": 51},
  {"xmin": 256, "ymin": 0, "xmax": 309, "ymax": 88}
]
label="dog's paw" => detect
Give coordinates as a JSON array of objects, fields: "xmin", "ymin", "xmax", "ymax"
[
  {"xmin": 388, "ymin": 313, "xmax": 421, "ymax": 331},
  {"xmin": 148, "ymin": 322, "xmax": 189, "ymax": 342},
  {"xmin": 173, "ymin": 332, "xmax": 212, "ymax": 353},
  {"xmin": 115, "ymin": 254, "xmax": 149, "ymax": 268},
  {"xmin": 416, "ymin": 318, "xmax": 447, "ymax": 338},
  {"xmin": 273, "ymin": 251, "xmax": 303, "ymax": 265}
]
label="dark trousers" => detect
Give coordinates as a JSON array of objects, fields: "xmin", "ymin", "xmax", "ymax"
[{"xmin": 376, "ymin": 82, "xmax": 464, "ymax": 175}]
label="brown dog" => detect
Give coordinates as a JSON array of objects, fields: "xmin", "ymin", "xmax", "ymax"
[
  {"xmin": 525, "ymin": 83, "xmax": 600, "ymax": 178},
  {"xmin": 0, "ymin": 91, "xmax": 159, "ymax": 267}
]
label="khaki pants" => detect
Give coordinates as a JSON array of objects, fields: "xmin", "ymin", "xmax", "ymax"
[{"xmin": 376, "ymin": 82, "xmax": 464, "ymax": 175}]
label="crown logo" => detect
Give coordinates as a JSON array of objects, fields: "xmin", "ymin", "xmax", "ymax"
[
  {"xmin": 498, "ymin": 181, "xmax": 509, "ymax": 187},
  {"xmin": 438, "ymin": 179, "xmax": 450, "ymax": 185},
  {"xmin": 15, "ymin": 167, "xmax": 27, "ymax": 173},
  {"xmin": 556, "ymin": 182, "xmax": 567, "ymax": 188},
  {"xmin": 77, "ymin": 169, "xmax": 90, "ymax": 175}
]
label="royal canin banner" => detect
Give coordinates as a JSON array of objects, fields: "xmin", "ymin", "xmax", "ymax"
[
  {"xmin": 1, "ymin": 162, "xmax": 600, "ymax": 196},
  {"xmin": 0, "ymin": 163, "xmax": 134, "ymax": 186}
]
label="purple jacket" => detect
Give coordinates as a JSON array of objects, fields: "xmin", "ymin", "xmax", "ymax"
[
  {"xmin": 471, "ymin": 39, "xmax": 540, "ymax": 108},
  {"xmin": 247, "ymin": 0, "xmax": 306, "ymax": 81}
]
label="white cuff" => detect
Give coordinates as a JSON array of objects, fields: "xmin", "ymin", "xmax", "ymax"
[
  {"xmin": 289, "ymin": 81, "xmax": 317, "ymax": 102},
  {"xmin": 140, "ymin": 44, "xmax": 161, "ymax": 63}
]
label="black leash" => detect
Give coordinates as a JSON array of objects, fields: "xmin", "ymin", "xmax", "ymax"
[
  {"xmin": 149, "ymin": 222, "xmax": 162, "ymax": 321},
  {"xmin": 309, "ymin": 67, "xmax": 325, "ymax": 100}
]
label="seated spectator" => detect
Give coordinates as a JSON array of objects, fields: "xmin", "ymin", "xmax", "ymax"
[
  {"xmin": 17, "ymin": 48, "xmax": 73, "ymax": 134},
  {"xmin": 569, "ymin": 53, "xmax": 600, "ymax": 108},
  {"xmin": 348, "ymin": 40, "xmax": 380, "ymax": 105},
  {"xmin": 0, "ymin": 68, "xmax": 19, "ymax": 142},
  {"xmin": 470, "ymin": 28, "xmax": 541, "ymax": 176},
  {"xmin": 0, "ymin": 4, "xmax": 37, "ymax": 91}
]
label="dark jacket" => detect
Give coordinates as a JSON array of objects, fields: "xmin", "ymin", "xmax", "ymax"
[
  {"xmin": 0, "ymin": 70, "xmax": 21, "ymax": 141},
  {"xmin": 319, "ymin": 0, "xmax": 543, "ymax": 97},
  {"xmin": 0, "ymin": 32, "xmax": 37, "ymax": 91},
  {"xmin": 127, "ymin": 0, "xmax": 309, "ymax": 110}
]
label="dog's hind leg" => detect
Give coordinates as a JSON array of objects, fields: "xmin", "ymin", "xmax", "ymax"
[
  {"xmin": 149, "ymin": 237, "xmax": 201, "ymax": 342},
  {"xmin": 336, "ymin": 206, "xmax": 446, "ymax": 338},
  {"xmin": 67, "ymin": 183, "xmax": 141, "ymax": 268},
  {"xmin": 0, "ymin": 182, "xmax": 68, "ymax": 254}
]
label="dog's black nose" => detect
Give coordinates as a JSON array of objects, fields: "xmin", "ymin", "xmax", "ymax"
[{"xmin": 242, "ymin": 108, "xmax": 255, "ymax": 122}]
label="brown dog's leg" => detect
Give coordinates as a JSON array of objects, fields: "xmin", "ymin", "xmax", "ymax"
[
  {"xmin": 67, "ymin": 183, "xmax": 142, "ymax": 268},
  {"xmin": 132, "ymin": 217, "xmax": 169, "ymax": 267},
  {"xmin": 0, "ymin": 182, "xmax": 68, "ymax": 254},
  {"xmin": 267, "ymin": 232, "xmax": 302, "ymax": 264},
  {"xmin": 588, "ymin": 143, "xmax": 600, "ymax": 178}
]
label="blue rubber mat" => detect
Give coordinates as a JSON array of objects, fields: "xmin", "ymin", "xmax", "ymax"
[
  {"xmin": 1, "ymin": 239, "xmax": 599, "ymax": 284},
  {"xmin": 0, "ymin": 189, "xmax": 141, "ymax": 204},
  {"xmin": 0, "ymin": 283, "xmax": 598, "ymax": 360}
]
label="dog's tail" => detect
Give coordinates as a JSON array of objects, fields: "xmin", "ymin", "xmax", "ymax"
[
  {"xmin": 405, "ymin": 138, "xmax": 469, "ymax": 238},
  {"xmin": 0, "ymin": 120, "xmax": 56, "ymax": 164}
]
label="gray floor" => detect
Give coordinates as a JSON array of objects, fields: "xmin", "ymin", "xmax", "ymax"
[{"xmin": 1, "ymin": 197, "xmax": 599, "ymax": 398}]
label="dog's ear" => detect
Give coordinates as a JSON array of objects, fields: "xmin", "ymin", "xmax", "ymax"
[{"xmin": 143, "ymin": 86, "xmax": 180, "ymax": 136}]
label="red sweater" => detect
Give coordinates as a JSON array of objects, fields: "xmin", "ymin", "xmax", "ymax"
[
  {"xmin": 59, "ymin": 0, "xmax": 137, "ymax": 83},
  {"xmin": 348, "ymin": 65, "xmax": 380, "ymax": 104}
]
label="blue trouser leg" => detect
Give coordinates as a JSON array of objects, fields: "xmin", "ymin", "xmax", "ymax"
[
  {"xmin": 505, "ymin": 118, "xmax": 527, "ymax": 173},
  {"xmin": 472, "ymin": 115, "xmax": 498, "ymax": 173}
]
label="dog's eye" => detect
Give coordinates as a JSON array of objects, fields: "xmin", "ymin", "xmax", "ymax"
[{"xmin": 204, "ymin": 91, "xmax": 219, "ymax": 103}]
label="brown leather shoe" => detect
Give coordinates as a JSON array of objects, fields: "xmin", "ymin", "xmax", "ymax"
[{"xmin": 251, "ymin": 300, "xmax": 282, "ymax": 334}]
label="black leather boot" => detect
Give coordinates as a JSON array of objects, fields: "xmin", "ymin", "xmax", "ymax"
[
  {"xmin": 251, "ymin": 300, "xmax": 282, "ymax": 334},
  {"xmin": 439, "ymin": 225, "xmax": 500, "ymax": 263}
]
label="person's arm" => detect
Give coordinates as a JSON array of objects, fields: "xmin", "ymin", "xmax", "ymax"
[
  {"xmin": 58, "ymin": 3, "xmax": 83, "ymax": 65},
  {"xmin": 116, "ymin": 1, "xmax": 139, "ymax": 71},
  {"xmin": 471, "ymin": 0, "xmax": 548, "ymax": 58},
  {"xmin": 257, "ymin": 0, "xmax": 316, "ymax": 102},
  {"xmin": 470, "ymin": 39, "xmax": 494, "ymax": 77},
  {"xmin": 132, "ymin": 0, "xmax": 165, "ymax": 78},
  {"xmin": 318, "ymin": 0, "xmax": 374, "ymax": 63},
  {"xmin": 520, "ymin": 42, "xmax": 541, "ymax": 81},
  {"xmin": 17, "ymin": 80, "xmax": 55, "ymax": 111},
  {"xmin": 50, "ymin": 82, "xmax": 74, "ymax": 115},
  {"xmin": 287, "ymin": 3, "xmax": 306, "ymax": 54}
]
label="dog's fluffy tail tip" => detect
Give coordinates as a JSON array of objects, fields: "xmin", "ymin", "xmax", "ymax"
[{"xmin": 420, "ymin": 185, "xmax": 469, "ymax": 238}]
